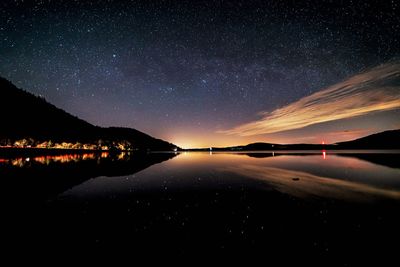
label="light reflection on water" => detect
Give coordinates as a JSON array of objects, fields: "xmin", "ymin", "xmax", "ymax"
[
  {"xmin": 0, "ymin": 152, "xmax": 110, "ymax": 167},
  {"xmin": 56, "ymin": 150, "xmax": 400, "ymax": 202},
  {"xmin": 1, "ymin": 150, "xmax": 399, "ymax": 202},
  {"xmin": 3, "ymin": 150, "xmax": 400, "ymax": 258}
]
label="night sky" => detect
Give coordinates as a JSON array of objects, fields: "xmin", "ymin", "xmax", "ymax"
[{"xmin": 1, "ymin": 0, "xmax": 399, "ymax": 148}]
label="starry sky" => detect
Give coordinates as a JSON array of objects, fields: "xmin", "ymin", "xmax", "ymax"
[{"xmin": 1, "ymin": 0, "xmax": 399, "ymax": 148}]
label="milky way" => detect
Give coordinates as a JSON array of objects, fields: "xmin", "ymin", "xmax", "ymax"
[{"xmin": 1, "ymin": 0, "xmax": 399, "ymax": 147}]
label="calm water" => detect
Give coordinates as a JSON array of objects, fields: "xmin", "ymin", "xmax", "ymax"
[{"xmin": 2, "ymin": 150, "xmax": 400, "ymax": 262}]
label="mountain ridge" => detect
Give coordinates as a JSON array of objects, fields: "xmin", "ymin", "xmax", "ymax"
[
  {"xmin": 186, "ymin": 129, "xmax": 400, "ymax": 151},
  {"xmin": 1, "ymin": 76, "xmax": 398, "ymax": 152},
  {"xmin": 0, "ymin": 77, "xmax": 177, "ymax": 151}
]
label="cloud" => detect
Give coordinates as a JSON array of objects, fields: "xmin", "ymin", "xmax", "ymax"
[{"xmin": 220, "ymin": 61, "xmax": 400, "ymax": 136}]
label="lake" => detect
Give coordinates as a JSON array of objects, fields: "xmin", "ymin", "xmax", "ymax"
[{"xmin": 2, "ymin": 150, "xmax": 400, "ymax": 263}]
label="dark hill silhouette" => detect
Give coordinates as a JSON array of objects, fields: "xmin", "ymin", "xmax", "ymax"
[
  {"xmin": 185, "ymin": 129, "xmax": 400, "ymax": 151},
  {"xmin": 0, "ymin": 77, "xmax": 177, "ymax": 151},
  {"xmin": 236, "ymin": 130, "xmax": 400, "ymax": 150},
  {"xmin": 336, "ymin": 129, "xmax": 400, "ymax": 149}
]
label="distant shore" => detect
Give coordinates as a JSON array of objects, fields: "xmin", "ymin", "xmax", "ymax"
[
  {"xmin": 180, "ymin": 146, "xmax": 399, "ymax": 152},
  {"xmin": 0, "ymin": 147, "xmax": 112, "ymax": 158},
  {"xmin": 2, "ymin": 146, "xmax": 400, "ymax": 159}
]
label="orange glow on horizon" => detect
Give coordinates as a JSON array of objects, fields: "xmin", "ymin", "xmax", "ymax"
[{"xmin": 170, "ymin": 130, "xmax": 372, "ymax": 149}]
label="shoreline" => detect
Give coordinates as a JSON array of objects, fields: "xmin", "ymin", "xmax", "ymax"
[
  {"xmin": 1, "ymin": 147, "xmax": 399, "ymax": 159},
  {"xmin": 0, "ymin": 147, "xmax": 124, "ymax": 158}
]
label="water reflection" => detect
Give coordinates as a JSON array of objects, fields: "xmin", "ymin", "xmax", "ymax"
[
  {"xmin": 3, "ymin": 150, "xmax": 400, "ymax": 259},
  {"xmin": 2, "ymin": 151, "xmax": 400, "ymax": 202},
  {"xmin": 2, "ymin": 152, "xmax": 109, "ymax": 167},
  {"xmin": 1, "ymin": 152, "xmax": 177, "ymax": 201},
  {"xmin": 223, "ymin": 164, "xmax": 400, "ymax": 201},
  {"xmin": 48, "ymin": 150, "xmax": 400, "ymax": 203},
  {"xmin": 244, "ymin": 150, "xmax": 400, "ymax": 169}
]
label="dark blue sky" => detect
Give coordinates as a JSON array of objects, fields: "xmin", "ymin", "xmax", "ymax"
[{"xmin": 1, "ymin": 0, "xmax": 399, "ymax": 147}]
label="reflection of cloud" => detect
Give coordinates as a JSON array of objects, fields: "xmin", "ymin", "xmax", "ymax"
[
  {"xmin": 220, "ymin": 61, "xmax": 400, "ymax": 136},
  {"xmin": 223, "ymin": 164, "xmax": 400, "ymax": 201}
]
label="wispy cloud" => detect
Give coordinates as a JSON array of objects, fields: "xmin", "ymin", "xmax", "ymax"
[{"xmin": 220, "ymin": 61, "xmax": 400, "ymax": 136}]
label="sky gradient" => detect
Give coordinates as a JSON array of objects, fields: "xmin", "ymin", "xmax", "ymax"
[{"xmin": 1, "ymin": 0, "xmax": 399, "ymax": 148}]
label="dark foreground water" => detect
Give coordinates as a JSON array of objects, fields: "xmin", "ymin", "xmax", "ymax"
[{"xmin": 2, "ymin": 150, "xmax": 400, "ymax": 263}]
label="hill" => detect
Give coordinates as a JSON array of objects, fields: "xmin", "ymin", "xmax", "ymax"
[
  {"xmin": 336, "ymin": 129, "xmax": 400, "ymax": 149},
  {"xmin": 0, "ymin": 77, "xmax": 177, "ymax": 151},
  {"xmin": 185, "ymin": 129, "xmax": 400, "ymax": 151}
]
